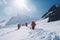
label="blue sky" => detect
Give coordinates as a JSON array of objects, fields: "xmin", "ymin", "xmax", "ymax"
[{"xmin": 0, "ymin": 0, "xmax": 60, "ymax": 19}]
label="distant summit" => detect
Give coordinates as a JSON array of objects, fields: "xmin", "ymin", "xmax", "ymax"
[
  {"xmin": 42, "ymin": 5, "xmax": 60, "ymax": 22},
  {"xmin": 6, "ymin": 15, "xmax": 38, "ymax": 25}
]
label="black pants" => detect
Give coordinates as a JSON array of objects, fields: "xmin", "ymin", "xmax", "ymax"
[{"xmin": 32, "ymin": 26, "xmax": 35, "ymax": 30}]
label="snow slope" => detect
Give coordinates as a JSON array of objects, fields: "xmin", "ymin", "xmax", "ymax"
[
  {"xmin": 36, "ymin": 18, "xmax": 60, "ymax": 34},
  {"xmin": 0, "ymin": 18, "xmax": 60, "ymax": 40}
]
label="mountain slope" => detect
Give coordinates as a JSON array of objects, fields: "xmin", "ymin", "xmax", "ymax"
[
  {"xmin": 41, "ymin": 5, "xmax": 60, "ymax": 22},
  {"xmin": 0, "ymin": 18, "xmax": 60, "ymax": 40},
  {"xmin": 6, "ymin": 15, "xmax": 38, "ymax": 25}
]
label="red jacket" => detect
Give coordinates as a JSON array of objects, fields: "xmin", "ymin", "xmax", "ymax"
[
  {"xmin": 17, "ymin": 24, "xmax": 21, "ymax": 29},
  {"xmin": 31, "ymin": 21, "xmax": 36, "ymax": 27}
]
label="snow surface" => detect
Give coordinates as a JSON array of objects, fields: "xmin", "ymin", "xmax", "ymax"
[{"xmin": 0, "ymin": 18, "xmax": 60, "ymax": 40}]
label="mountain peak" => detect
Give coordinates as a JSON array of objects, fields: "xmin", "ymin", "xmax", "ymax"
[
  {"xmin": 41, "ymin": 5, "xmax": 60, "ymax": 22},
  {"xmin": 6, "ymin": 15, "xmax": 38, "ymax": 25}
]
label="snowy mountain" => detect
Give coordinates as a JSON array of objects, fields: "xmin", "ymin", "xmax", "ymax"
[
  {"xmin": 0, "ymin": 18, "xmax": 60, "ymax": 40},
  {"xmin": 0, "ymin": 20, "xmax": 5, "ymax": 23},
  {"xmin": 0, "ymin": 19, "xmax": 6, "ymax": 26},
  {"xmin": 6, "ymin": 15, "xmax": 38, "ymax": 25},
  {"xmin": 0, "ymin": 5, "xmax": 60, "ymax": 40},
  {"xmin": 42, "ymin": 5, "xmax": 60, "ymax": 22}
]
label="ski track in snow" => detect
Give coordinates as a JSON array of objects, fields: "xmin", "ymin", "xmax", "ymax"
[{"xmin": 0, "ymin": 26, "xmax": 60, "ymax": 40}]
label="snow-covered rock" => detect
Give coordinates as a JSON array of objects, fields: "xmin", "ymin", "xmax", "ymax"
[{"xmin": 42, "ymin": 5, "xmax": 60, "ymax": 22}]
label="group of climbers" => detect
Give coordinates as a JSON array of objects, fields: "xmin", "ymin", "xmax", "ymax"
[{"xmin": 17, "ymin": 21, "xmax": 36, "ymax": 30}]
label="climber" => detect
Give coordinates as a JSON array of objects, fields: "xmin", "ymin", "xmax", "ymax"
[
  {"xmin": 31, "ymin": 21, "xmax": 36, "ymax": 30},
  {"xmin": 25, "ymin": 22, "xmax": 28, "ymax": 27},
  {"xmin": 17, "ymin": 23, "xmax": 21, "ymax": 29}
]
